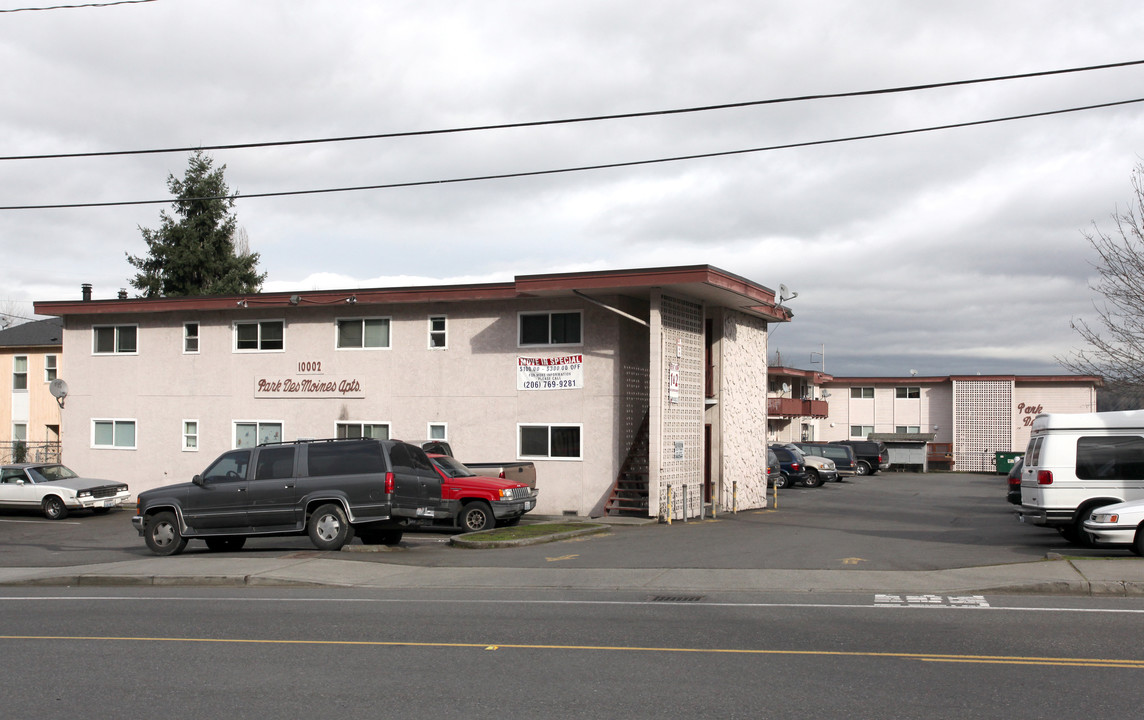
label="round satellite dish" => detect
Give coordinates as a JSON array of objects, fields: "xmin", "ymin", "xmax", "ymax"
[
  {"xmin": 781, "ymin": 382, "xmax": 791, "ymax": 393},
  {"xmin": 49, "ymin": 379, "xmax": 69, "ymax": 398}
]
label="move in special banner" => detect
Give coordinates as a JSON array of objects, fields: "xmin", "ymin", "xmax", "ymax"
[{"xmin": 518, "ymin": 355, "xmax": 584, "ymax": 390}]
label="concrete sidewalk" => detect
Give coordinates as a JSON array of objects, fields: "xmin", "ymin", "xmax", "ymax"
[{"xmin": 2, "ymin": 554, "xmax": 1143, "ymax": 595}]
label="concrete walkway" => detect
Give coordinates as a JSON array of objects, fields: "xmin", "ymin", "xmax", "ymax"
[{"xmin": 3, "ymin": 554, "xmax": 1143, "ymax": 595}]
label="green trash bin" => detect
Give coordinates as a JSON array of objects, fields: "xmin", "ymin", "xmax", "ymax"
[{"xmin": 994, "ymin": 451, "xmax": 1024, "ymax": 475}]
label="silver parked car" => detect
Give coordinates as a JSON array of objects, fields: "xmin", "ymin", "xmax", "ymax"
[{"xmin": 0, "ymin": 463, "xmax": 130, "ymax": 520}]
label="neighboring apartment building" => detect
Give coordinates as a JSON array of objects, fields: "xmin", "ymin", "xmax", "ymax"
[
  {"xmin": 0, "ymin": 318, "xmax": 63, "ymax": 463},
  {"xmin": 35, "ymin": 265, "xmax": 790, "ymax": 519}
]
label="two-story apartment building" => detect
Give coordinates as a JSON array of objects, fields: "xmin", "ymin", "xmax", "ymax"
[
  {"xmin": 0, "ymin": 318, "xmax": 62, "ymax": 463},
  {"xmin": 35, "ymin": 265, "xmax": 790, "ymax": 519}
]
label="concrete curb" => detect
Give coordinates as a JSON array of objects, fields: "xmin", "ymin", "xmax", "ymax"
[{"xmin": 449, "ymin": 522, "xmax": 610, "ymax": 549}]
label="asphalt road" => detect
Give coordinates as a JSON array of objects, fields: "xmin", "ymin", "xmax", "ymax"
[
  {"xmin": 3, "ymin": 587, "xmax": 1143, "ymax": 719},
  {"xmin": 0, "ymin": 471, "xmax": 1137, "ymax": 570}
]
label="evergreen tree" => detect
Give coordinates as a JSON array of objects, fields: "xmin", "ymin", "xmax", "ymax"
[{"xmin": 127, "ymin": 151, "xmax": 266, "ymax": 297}]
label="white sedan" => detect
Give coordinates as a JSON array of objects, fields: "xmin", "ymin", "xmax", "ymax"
[
  {"xmin": 1083, "ymin": 499, "xmax": 1144, "ymax": 556},
  {"xmin": 0, "ymin": 463, "xmax": 130, "ymax": 520}
]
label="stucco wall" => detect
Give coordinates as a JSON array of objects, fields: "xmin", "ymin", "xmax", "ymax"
[{"xmin": 717, "ymin": 310, "xmax": 769, "ymax": 510}]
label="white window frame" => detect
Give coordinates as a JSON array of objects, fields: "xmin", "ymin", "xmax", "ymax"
[
  {"xmin": 336, "ymin": 316, "xmax": 392, "ymax": 350},
  {"xmin": 427, "ymin": 422, "xmax": 447, "ymax": 441},
  {"xmin": 334, "ymin": 421, "xmax": 391, "ymax": 440},
  {"xmin": 850, "ymin": 387, "xmax": 874, "ymax": 399},
  {"xmin": 428, "ymin": 315, "xmax": 447, "ymax": 349},
  {"xmin": 182, "ymin": 419, "xmax": 199, "ymax": 451},
  {"xmin": 13, "ymin": 423, "xmax": 27, "ymax": 442},
  {"xmin": 12, "ymin": 355, "xmax": 27, "ymax": 391},
  {"xmin": 233, "ymin": 319, "xmax": 285, "ymax": 353},
  {"xmin": 44, "ymin": 354, "xmax": 57, "ymax": 382},
  {"xmin": 850, "ymin": 425, "xmax": 874, "ymax": 438},
  {"xmin": 92, "ymin": 324, "xmax": 138, "ymax": 355},
  {"xmin": 233, "ymin": 420, "xmax": 284, "ymax": 448},
  {"xmin": 184, "ymin": 322, "xmax": 200, "ymax": 354},
  {"xmin": 517, "ymin": 310, "xmax": 583, "ymax": 347},
  {"xmin": 517, "ymin": 423, "xmax": 583, "ymax": 460},
  {"xmin": 92, "ymin": 419, "xmax": 137, "ymax": 449}
]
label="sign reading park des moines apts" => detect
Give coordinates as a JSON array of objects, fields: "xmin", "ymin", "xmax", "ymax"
[{"xmin": 517, "ymin": 354, "xmax": 584, "ymax": 391}]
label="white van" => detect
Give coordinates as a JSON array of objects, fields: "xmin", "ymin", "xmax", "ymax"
[{"xmin": 1018, "ymin": 410, "xmax": 1144, "ymax": 544}]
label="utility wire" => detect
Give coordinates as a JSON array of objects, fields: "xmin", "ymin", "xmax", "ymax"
[
  {"xmin": 0, "ymin": 0, "xmax": 156, "ymax": 12},
  {"xmin": 3, "ymin": 96, "xmax": 1140, "ymax": 211},
  {"xmin": 2, "ymin": 59, "xmax": 1143, "ymax": 162}
]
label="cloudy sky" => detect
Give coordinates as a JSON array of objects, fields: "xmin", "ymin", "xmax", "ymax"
[{"xmin": 3, "ymin": 0, "xmax": 1143, "ymax": 377}]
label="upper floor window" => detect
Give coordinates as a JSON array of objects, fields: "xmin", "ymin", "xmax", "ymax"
[
  {"xmin": 895, "ymin": 387, "xmax": 920, "ymax": 399},
  {"xmin": 93, "ymin": 325, "xmax": 137, "ymax": 354},
  {"xmin": 895, "ymin": 425, "xmax": 921, "ymax": 434},
  {"xmin": 183, "ymin": 420, "xmax": 199, "ymax": 451},
  {"xmin": 184, "ymin": 322, "xmax": 199, "ymax": 353},
  {"xmin": 850, "ymin": 425, "xmax": 874, "ymax": 438},
  {"xmin": 429, "ymin": 315, "xmax": 447, "ymax": 349},
  {"xmin": 519, "ymin": 311, "xmax": 581, "ymax": 346},
  {"xmin": 93, "ymin": 419, "xmax": 136, "ymax": 449},
  {"xmin": 12, "ymin": 356, "xmax": 27, "ymax": 391},
  {"xmin": 44, "ymin": 355, "xmax": 57, "ymax": 382},
  {"xmin": 336, "ymin": 422, "xmax": 390, "ymax": 440},
  {"xmin": 235, "ymin": 421, "xmax": 282, "ymax": 448},
  {"xmin": 337, "ymin": 317, "xmax": 391, "ymax": 349},
  {"xmin": 850, "ymin": 387, "xmax": 874, "ymax": 399},
  {"xmin": 235, "ymin": 320, "xmax": 284, "ymax": 352}
]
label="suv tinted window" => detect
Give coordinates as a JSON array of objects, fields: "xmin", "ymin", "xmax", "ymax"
[
  {"xmin": 202, "ymin": 450, "xmax": 250, "ymax": 483},
  {"xmin": 389, "ymin": 443, "xmax": 434, "ymax": 472},
  {"xmin": 1075, "ymin": 436, "xmax": 1144, "ymax": 480},
  {"xmin": 255, "ymin": 446, "xmax": 296, "ymax": 480},
  {"xmin": 307, "ymin": 441, "xmax": 385, "ymax": 477}
]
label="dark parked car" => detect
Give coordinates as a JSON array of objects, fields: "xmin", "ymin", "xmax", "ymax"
[
  {"xmin": 830, "ymin": 440, "xmax": 890, "ymax": 475},
  {"xmin": 768, "ymin": 444, "xmax": 822, "ymax": 488},
  {"xmin": 766, "ymin": 448, "xmax": 781, "ymax": 487},
  {"xmin": 792, "ymin": 442, "xmax": 857, "ymax": 478},
  {"xmin": 1006, "ymin": 457, "xmax": 1024, "ymax": 505}
]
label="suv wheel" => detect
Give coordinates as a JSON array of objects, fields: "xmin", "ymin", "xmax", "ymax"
[
  {"xmin": 774, "ymin": 473, "xmax": 789, "ymax": 489},
  {"xmin": 803, "ymin": 469, "xmax": 823, "ymax": 488},
  {"xmin": 144, "ymin": 511, "xmax": 188, "ymax": 556},
  {"xmin": 855, "ymin": 461, "xmax": 871, "ymax": 476},
  {"xmin": 308, "ymin": 503, "xmax": 352, "ymax": 551},
  {"xmin": 460, "ymin": 501, "xmax": 494, "ymax": 533}
]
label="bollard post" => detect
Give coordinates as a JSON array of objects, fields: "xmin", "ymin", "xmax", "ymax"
[
  {"xmin": 666, "ymin": 484, "xmax": 673, "ymax": 525},
  {"xmin": 682, "ymin": 484, "xmax": 688, "ymax": 523},
  {"xmin": 732, "ymin": 481, "xmax": 738, "ymax": 514}
]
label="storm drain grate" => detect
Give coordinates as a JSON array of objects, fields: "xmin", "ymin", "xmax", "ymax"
[{"xmin": 649, "ymin": 595, "xmax": 705, "ymax": 603}]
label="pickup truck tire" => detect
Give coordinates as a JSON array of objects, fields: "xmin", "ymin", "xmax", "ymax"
[
  {"xmin": 308, "ymin": 503, "xmax": 352, "ymax": 551},
  {"xmin": 803, "ymin": 469, "xmax": 823, "ymax": 488},
  {"xmin": 460, "ymin": 501, "xmax": 494, "ymax": 533},
  {"xmin": 855, "ymin": 461, "xmax": 871, "ymax": 476},
  {"xmin": 145, "ymin": 512, "xmax": 188, "ymax": 556},
  {"xmin": 205, "ymin": 536, "xmax": 247, "ymax": 552}
]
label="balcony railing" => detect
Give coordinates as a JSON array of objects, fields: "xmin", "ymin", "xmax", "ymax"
[{"xmin": 767, "ymin": 398, "xmax": 829, "ymax": 418}]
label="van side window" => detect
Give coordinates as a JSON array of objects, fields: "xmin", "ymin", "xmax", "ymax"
[
  {"xmin": 308, "ymin": 441, "xmax": 384, "ymax": 476},
  {"xmin": 1075, "ymin": 436, "xmax": 1144, "ymax": 480},
  {"xmin": 256, "ymin": 446, "xmax": 296, "ymax": 480},
  {"xmin": 1025, "ymin": 437, "xmax": 1042, "ymax": 466}
]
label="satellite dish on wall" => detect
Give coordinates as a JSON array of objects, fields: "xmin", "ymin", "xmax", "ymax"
[
  {"xmin": 49, "ymin": 378, "xmax": 68, "ymax": 408},
  {"xmin": 778, "ymin": 284, "xmax": 799, "ymax": 304},
  {"xmin": 781, "ymin": 382, "xmax": 791, "ymax": 393}
]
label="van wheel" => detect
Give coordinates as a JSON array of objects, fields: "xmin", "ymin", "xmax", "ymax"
[
  {"xmin": 803, "ymin": 469, "xmax": 823, "ymax": 488},
  {"xmin": 459, "ymin": 502, "xmax": 494, "ymax": 533},
  {"xmin": 308, "ymin": 503, "xmax": 351, "ymax": 551},
  {"xmin": 1132, "ymin": 526, "xmax": 1144, "ymax": 558},
  {"xmin": 855, "ymin": 462, "xmax": 871, "ymax": 476}
]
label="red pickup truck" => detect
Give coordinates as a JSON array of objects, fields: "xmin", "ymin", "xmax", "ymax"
[{"xmin": 426, "ymin": 454, "xmax": 538, "ymax": 532}]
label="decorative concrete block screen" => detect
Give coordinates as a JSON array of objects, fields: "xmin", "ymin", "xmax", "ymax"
[
  {"xmin": 658, "ymin": 294, "xmax": 705, "ymax": 520},
  {"xmin": 953, "ymin": 379, "xmax": 1014, "ymax": 472}
]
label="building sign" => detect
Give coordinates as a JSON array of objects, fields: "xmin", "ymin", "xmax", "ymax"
[
  {"xmin": 518, "ymin": 355, "xmax": 584, "ymax": 391},
  {"xmin": 254, "ymin": 377, "xmax": 365, "ymax": 399},
  {"xmin": 669, "ymin": 361, "xmax": 680, "ymax": 403}
]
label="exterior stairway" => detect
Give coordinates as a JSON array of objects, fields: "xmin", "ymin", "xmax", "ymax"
[{"xmin": 604, "ymin": 412, "xmax": 650, "ymax": 516}]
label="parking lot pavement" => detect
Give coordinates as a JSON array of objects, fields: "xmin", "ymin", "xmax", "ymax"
[{"xmin": 1, "ymin": 472, "xmax": 1143, "ymax": 593}]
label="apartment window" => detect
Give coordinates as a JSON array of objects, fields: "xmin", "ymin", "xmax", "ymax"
[
  {"xmin": 44, "ymin": 355, "xmax": 57, "ymax": 382},
  {"xmin": 12, "ymin": 356, "xmax": 27, "ymax": 391},
  {"xmin": 13, "ymin": 423, "xmax": 27, "ymax": 442},
  {"xmin": 519, "ymin": 311, "xmax": 582, "ymax": 346},
  {"xmin": 429, "ymin": 315, "xmax": 447, "ymax": 349},
  {"xmin": 850, "ymin": 425, "xmax": 874, "ymax": 438},
  {"xmin": 895, "ymin": 426, "xmax": 921, "ymax": 434},
  {"xmin": 183, "ymin": 420, "xmax": 199, "ymax": 451},
  {"xmin": 93, "ymin": 325, "xmax": 137, "ymax": 354},
  {"xmin": 895, "ymin": 387, "xmax": 920, "ymax": 399},
  {"xmin": 335, "ymin": 422, "xmax": 390, "ymax": 440},
  {"xmin": 234, "ymin": 421, "xmax": 282, "ymax": 448},
  {"xmin": 427, "ymin": 422, "xmax": 447, "ymax": 441},
  {"xmin": 337, "ymin": 318, "xmax": 391, "ymax": 349},
  {"xmin": 93, "ymin": 419, "xmax": 136, "ymax": 449},
  {"xmin": 235, "ymin": 320, "xmax": 284, "ymax": 351},
  {"xmin": 850, "ymin": 387, "xmax": 874, "ymax": 399},
  {"xmin": 184, "ymin": 322, "xmax": 199, "ymax": 353},
  {"xmin": 519, "ymin": 424, "xmax": 582, "ymax": 459}
]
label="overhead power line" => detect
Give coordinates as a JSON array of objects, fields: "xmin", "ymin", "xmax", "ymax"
[
  {"xmin": 0, "ymin": 0, "xmax": 156, "ymax": 12},
  {"xmin": 3, "ymin": 96, "xmax": 1141, "ymax": 211},
  {"xmin": 2, "ymin": 59, "xmax": 1143, "ymax": 162}
]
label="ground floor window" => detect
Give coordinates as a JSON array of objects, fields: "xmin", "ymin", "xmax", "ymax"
[
  {"xmin": 93, "ymin": 419, "xmax": 136, "ymax": 449},
  {"xmin": 235, "ymin": 421, "xmax": 282, "ymax": 448},
  {"xmin": 519, "ymin": 424, "xmax": 582, "ymax": 459},
  {"xmin": 895, "ymin": 425, "xmax": 921, "ymax": 434},
  {"xmin": 183, "ymin": 420, "xmax": 199, "ymax": 450},
  {"xmin": 850, "ymin": 425, "xmax": 873, "ymax": 438},
  {"xmin": 336, "ymin": 422, "xmax": 389, "ymax": 440},
  {"xmin": 427, "ymin": 422, "xmax": 447, "ymax": 441}
]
